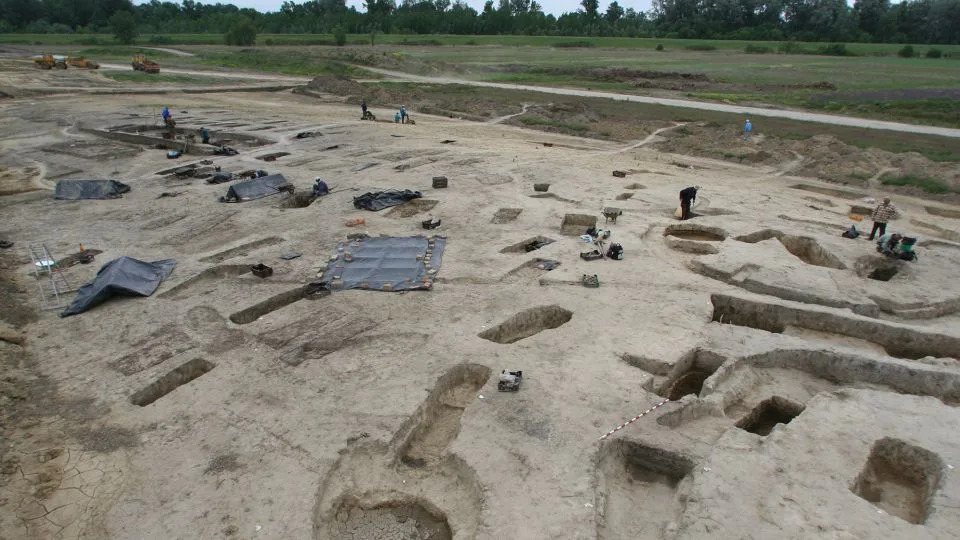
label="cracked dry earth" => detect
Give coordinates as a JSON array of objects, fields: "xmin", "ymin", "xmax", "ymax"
[{"xmin": 2, "ymin": 82, "xmax": 960, "ymax": 540}]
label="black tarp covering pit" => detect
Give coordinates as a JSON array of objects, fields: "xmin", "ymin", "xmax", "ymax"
[
  {"xmin": 353, "ymin": 189, "xmax": 422, "ymax": 211},
  {"xmin": 319, "ymin": 236, "xmax": 445, "ymax": 292},
  {"xmin": 221, "ymin": 174, "xmax": 290, "ymax": 202},
  {"xmin": 54, "ymin": 179, "xmax": 131, "ymax": 200},
  {"xmin": 60, "ymin": 256, "xmax": 176, "ymax": 317}
]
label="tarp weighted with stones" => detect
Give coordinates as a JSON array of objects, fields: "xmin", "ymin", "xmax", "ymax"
[
  {"xmin": 60, "ymin": 256, "xmax": 176, "ymax": 317},
  {"xmin": 353, "ymin": 189, "xmax": 422, "ymax": 211},
  {"xmin": 220, "ymin": 174, "xmax": 290, "ymax": 202},
  {"xmin": 54, "ymin": 180, "xmax": 131, "ymax": 200},
  {"xmin": 319, "ymin": 235, "xmax": 445, "ymax": 292}
]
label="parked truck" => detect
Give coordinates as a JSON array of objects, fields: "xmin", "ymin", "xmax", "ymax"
[{"xmin": 131, "ymin": 54, "xmax": 160, "ymax": 74}]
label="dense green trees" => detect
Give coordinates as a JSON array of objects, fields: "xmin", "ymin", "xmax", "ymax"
[
  {"xmin": 1, "ymin": 0, "xmax": 959, "ymax": 44},
  {"xmin": 108, "ymin": 9, "xmax": 135, "ymax": 43}
]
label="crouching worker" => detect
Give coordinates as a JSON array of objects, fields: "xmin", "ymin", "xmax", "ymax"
[
  {"xmin": 313, "ymin": 178, "xmax": 329, "ymax": 197},
  {"xmin": 876, "ymin": 233, "xmax": 903, "ymax": 257}
]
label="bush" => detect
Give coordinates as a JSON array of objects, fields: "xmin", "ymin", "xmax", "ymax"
[
  {"xmin": 334, "ymin": 25, "xmax": 346, "ymax": 46},
  {"xmin": 225, "ymin": 18, "xmax": 256, "ymax": 46},
  {"xmin": 881, "ymin": 173, "xmax": 952, "ymax": 194},
  {"xmin": 744, "ymin": 44, "xmax": 771, "ymax": 54},
  {"xmin": 926, "ymin": 48, "xmax": 942, "ymax": 58},
  {"xmin": 147, "ymin": 35, "xmax": 172, "ymax": 45},
  {"xmin": 685, "ymin": 44, "xmax": 716, "ymax": 51},
  {"xmin": 778, "ymin": 41, "xmax": 809, "ymax": 54},
  {"xmin": 818, "ymin": 43, "xmax": 852, "ymax": 56},
  {"xmin": 553, "ymin": 40, "xmax": 595, "ymax": 48},
  {"xmin": 109, "ymin": 11, "xmax": 138, "ymax": 45},
  {"xmin": 898, "ymin": 45, "xmax": 914, "ymax": 58},
  {"xmin": 655, "ymin": 43, "xmax": 664, "ymax": 51}
]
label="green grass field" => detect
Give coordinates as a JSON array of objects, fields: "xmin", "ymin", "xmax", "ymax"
[
  {"xmin": 5, "ymin": 33, "xmax": 960, "ymax": 55},
  {"xmin": 5, "ymin": 34, "xmax": 959, "ymax": 128}
]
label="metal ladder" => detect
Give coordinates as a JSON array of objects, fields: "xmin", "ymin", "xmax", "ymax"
[{"xmin": 27, "ymin": 243, "xmax": 76, "ymax": 311}]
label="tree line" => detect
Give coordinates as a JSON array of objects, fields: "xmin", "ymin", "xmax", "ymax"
[{"xmin": 1, "ymin": 0, "xmax": 959, "ymax": 44}]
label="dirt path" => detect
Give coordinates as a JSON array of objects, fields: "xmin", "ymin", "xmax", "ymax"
[
  {"xmin": 98, "ymin": 63, "xmax": 311, "ymax": 83},
  {"xmin": 141, "ymin": 47, "xmax": 195, "ymax": 57},
  {"xmin": 488, "ymin": 103, "xmax": 531, "ymax": 124},
  {"xmin": 358, "ymin": 66, "xmax": 960, "ymax": 139},
  {"xmin": 609, "ymin": 122, "xmax": 688, "ymax": 154}
]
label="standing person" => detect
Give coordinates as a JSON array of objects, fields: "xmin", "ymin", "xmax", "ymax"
[
  {"xmin": 743, "ymin": 118, "xmax": 752, "ymax": 141},
  {"xmin": 200, "ymin": 127, "xmax": 210, "ymax": 144},
  {"xmin": 361, "ymin": 99, "xmax": 367, "ymax": 118},
  {"xmin": 400, "ymin": 105, "xmax": 408, "ymax": 124},
  {"xmin": 868, "ymin": 197, "xmax": 898, "ymax": 240},
  {"xmin": 162, "ymin": 106, "xmax": 170, "ymax": 123},
  {"xmin": 679, "ymin": 185, "xmax": 700, "ymax": 221}
]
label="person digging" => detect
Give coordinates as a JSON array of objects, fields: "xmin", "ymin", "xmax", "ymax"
[
  {"xmin": 679, "ymin": 185, "xmax": 700, "ymax": 221},
  {"xmin": 868, "ymin": 197, "xmax": 899, "ymax": 241}
]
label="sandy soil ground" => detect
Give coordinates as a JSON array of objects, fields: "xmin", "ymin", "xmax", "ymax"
[{"xmin": 2, "ymin": 63, "xmax": 960, "ymax": 540}]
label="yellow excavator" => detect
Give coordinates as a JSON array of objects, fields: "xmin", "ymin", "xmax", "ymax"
[
  {"xmin": 33, "ymin": 54, "xmax": 67, "ymax": 70},
  {"xmin": 66, "ymin": 56, "xmax": 100, "ymax": 69}
]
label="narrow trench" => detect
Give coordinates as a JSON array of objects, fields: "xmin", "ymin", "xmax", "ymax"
[
  {"xmin": 229, "ymin": 287, "xmax": 307, "ymax": 325},
  {"xmin": 130, "ymin": 358, "xmax": 215, "ymax": 406},
  {"xmin": 478, "ymin": 305, "xmax": 573, "ymax": 344}
]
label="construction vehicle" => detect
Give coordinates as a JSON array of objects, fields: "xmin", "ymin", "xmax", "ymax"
[
  {"xmin": 131, "ymin": 54, "xmax": 160, "ymax": 74},
  {"xmin": 66, "ymin": 56, "xmax": 99, "ymax": 69},
  {"xmin": 33, "ymin": 54, "xmax": 67, "ymax": 70}
]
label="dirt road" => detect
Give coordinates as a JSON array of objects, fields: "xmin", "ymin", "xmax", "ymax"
[
  {"xmin": 360, "ymin": 66, "xmax": 960, "ymax": 139},
  {"xmin": 99, "ymin": 63, "xmax": 311, "ymax": 84}
]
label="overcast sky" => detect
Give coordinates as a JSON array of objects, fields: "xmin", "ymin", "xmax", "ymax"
[{"xmin": 140, "ymin": 0, "xmax": 656, "ymax": 17}]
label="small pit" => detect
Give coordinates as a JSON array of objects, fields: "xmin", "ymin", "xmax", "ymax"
[
  {"xmin": 478, "ymin": 305, "xmax": 573, "ymax": 344},
  {"xmin": 330, "ymin": 498, "xmax": 452, "ymax": 540},
  {"xmin": 500, "ymin": 235, "xmax": 555, "ymax": 254},
  {"xmin": 734, "ymin": 396, "xmax": 805, "ymax": 436},
  {"xmin": 625, "ymin": 183, "xmax": 646, "ymax": 189},
  {"xmin": 491, "ymin": 208, "xmax": 523, "ymax": 224},
  {"xmin": 129, "ymin": 358, "xmax": 215, "ymax": 407},
  {"xmin": 615, "ymin": 193, "xmax": 634, "ymax": 200},
  {"xmin": 850, "ymin": 204, "xmax": 873, "ymax": 215},
  {"xmin": 852, "ymin": 438, "xmax": 944, "ymax": 524},
  {"xmin": 659, "ymin": 367, "xmax": 712, "ymax": 401},
  {"xmin": 869, "ymin": 266, "xmax": 900, "ymax": 281},
  {"xmin": 278, "ymin": 191, "xmax": 316, "ymax": 209},
  {"xmin": 533, "ymin": 183, "xmax": 550, "ymax": 192},
  {"xmin": 560, "ymin": 213, "xmax": 597, "ymax": 235},
  {"xmin": 386, "ymin": 199, "xmax": 439, "ymax": 218},
  {"xmin": 229, "ymin": 287, "xmax": 307, "ymax": 325}
]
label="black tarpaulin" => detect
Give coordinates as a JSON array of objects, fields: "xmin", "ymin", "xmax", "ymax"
[
  {"xmin": 353, "ymin": 189, "xmax": 422, "ymax": 211},
  {"xmin": 60, "ymin": 256, "xmax": 176, "ymax": 317},
  {"xmin": 54, "ymin": 180, "xmax": 131, "ymax": 200},
  {"xmin": 221, "ymin": 174, "xmax": 289, "ymax": 202},
  {"xmin": 319, "ymin": 235, "xmax": 444, "ymax": 292}
]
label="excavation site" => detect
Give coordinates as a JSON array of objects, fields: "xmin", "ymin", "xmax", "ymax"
[{"xmin": 2, "ymin": 54, "xmax": 960, "ymax": 540}]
